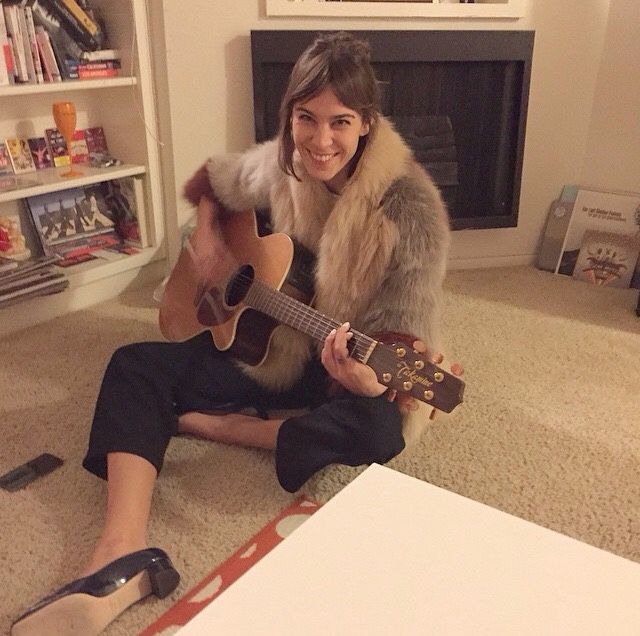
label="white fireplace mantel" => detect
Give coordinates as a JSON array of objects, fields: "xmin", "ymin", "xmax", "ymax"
[{"xmin": 265, "ymin": 0, "xmax": 525, "ymax": 20}]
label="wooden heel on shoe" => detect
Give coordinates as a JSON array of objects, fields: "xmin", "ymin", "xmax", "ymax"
[{"xmin": 149, "ymin": 558, "xmax": 181, "ymax": 599}]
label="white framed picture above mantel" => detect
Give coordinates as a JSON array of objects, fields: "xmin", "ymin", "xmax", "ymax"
[{"xmin": 265, "ymin": 0, "xmax": 525, "ymax": 20}]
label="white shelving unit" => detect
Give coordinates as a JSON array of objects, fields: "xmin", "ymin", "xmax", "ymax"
[
  {"xmin": 266, "ymin": 0, "xmax": 525, "ymax": 19},
  {"xmin": 0, "ymin": 0, "xmax": 166, "ymax": 338},
  {"xmin": 0, "ymin": 163, "xmax": 146, "ymax": 203},
  {"xmin": 0, "ymin": 75, "xmax": 136, "ymax": 97}
]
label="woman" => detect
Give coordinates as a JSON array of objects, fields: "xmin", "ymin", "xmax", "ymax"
[{"xmin": 12, "ymin": 31, "xmax": 460, "ymax": 635}]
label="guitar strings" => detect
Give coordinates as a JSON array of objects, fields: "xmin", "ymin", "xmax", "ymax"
[
  {"xmin": 249, "ymin": 279, "xmax": 374, "ymax": 362},
  {"xmin": 227, "ymin": 270, "xmax": 374, "ymax": 362}
]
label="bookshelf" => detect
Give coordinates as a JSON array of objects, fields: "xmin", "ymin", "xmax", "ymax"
[
  {"xmin": 0, "ymin": 0, "xmax": 166, "ymax": 338},
  {"xmin": 0, "ymin": 163, "xmax": 145, "ymax": 202},
  {"xmin": 0, "ymin": 75, "xmax": 136, "ymax": 97},
  {"xmin": 265, "ymin": 0, "xmax": 525, "ymax": 19}
]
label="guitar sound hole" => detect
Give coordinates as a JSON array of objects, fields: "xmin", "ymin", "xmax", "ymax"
[{"xmin": 225, "ymin": 265, "xmax": 254, "ymax": 307}]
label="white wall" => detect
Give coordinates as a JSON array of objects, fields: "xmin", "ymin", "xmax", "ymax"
[
  {"xmin": 151, "ymin": 0, "xmax": 631, "ymax": 269},
  {"xmin": 580, "ymin": 0, "xmax": 639, "ymax": 192}
]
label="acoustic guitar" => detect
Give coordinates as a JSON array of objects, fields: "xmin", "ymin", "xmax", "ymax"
[{"xmin": 159, "ymin": 210, "xmax": 464, "ymax": 413}]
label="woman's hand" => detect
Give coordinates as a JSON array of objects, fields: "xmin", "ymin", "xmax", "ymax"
[
  {"xmin": 183, "ymin": 163, "xmax": 216, "ymax": 207},
  {"xmin": 187, "ymin": 196, "xmax": 238, "ymax": 286},
  {"xmin": 190, "ymin": 196, "xmax": 221, "ymax": 253},
  {"xmin": 321, "ymin": 322, "xmax": 387, "ymax": 398}
]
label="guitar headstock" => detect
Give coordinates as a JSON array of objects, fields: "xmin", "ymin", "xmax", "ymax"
[{"xmin": 368, "ymin": 342, "xmax": 465, "ymax": 413}]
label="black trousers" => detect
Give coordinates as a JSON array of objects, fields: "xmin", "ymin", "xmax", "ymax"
[{"xmin": 83, "ymin": 332, "xmax": 405, "ymax": 492}]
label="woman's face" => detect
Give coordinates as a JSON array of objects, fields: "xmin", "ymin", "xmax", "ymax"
[{"xmin": 291, "ymin": 86, "xmax": 370, "ymax": 193}]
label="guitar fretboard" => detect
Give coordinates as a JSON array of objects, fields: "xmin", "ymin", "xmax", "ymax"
[{"xmin": 245, "ymin": 279, "xmax": 377, "ymax": 363}]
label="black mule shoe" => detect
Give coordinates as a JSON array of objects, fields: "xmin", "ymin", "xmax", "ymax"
[{"xmin": 11, "ymin": 547, "xmax": 180, "ymax": 636}]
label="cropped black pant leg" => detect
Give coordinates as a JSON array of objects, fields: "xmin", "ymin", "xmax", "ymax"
[
  {"xmin": 83, "ymin": 331, "xmax": 405, "ymax": 491},
  {"xmin": 275, "ymin": 395, "xmax": 405, "ymax": 492},
  {"xmin": 82, "ymin": 331, "xmax": 273, "ymax": 479}
]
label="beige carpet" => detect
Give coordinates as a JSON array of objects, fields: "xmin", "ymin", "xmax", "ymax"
[{"xmin": 1, "ymin": 266, "xmax": 639, "ymax": 635}]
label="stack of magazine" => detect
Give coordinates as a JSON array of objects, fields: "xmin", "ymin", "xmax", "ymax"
[{"xmin": 0, "ymin": 255, "xmax": 68, "ymax": 309}]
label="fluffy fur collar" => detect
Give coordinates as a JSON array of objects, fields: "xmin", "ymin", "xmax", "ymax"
[
  {"xmin": 313, "ymin": 117, "xmax": 412, "ymax": 326},
  {"xmin": 271, "ymin": 117, "xmax": 413, "ymax": 326}
]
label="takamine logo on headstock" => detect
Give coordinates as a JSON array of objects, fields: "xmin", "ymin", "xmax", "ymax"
[
  {"xmin": 370, "ymin": 343, "xmax": 464, "ymax": 414},
  {"xmin": 396, "ymin": 360, "xmax": 434, "ymax": 389}
]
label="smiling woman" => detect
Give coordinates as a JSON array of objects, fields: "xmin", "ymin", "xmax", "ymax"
[{"xmin": 10, "ymin": 31, "xmax": 459, "ymax": 636}]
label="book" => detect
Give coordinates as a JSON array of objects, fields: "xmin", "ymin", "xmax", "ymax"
[
  {"xmin": 73, "ymin": 59, "xmax": 119, "ymax": 70},
  {"xmin": 80, "ymin": 48, "xmax": 120, "ymax": 62},
  {"xmin": 0, "ymin": 3, "xmax": 13, "ymax": 85},
  {"xmin": 0, "ymin": 253, "xmax": 59, "ymax": 284},
  {"xmin": 0, "ymin": 267, "xmax": 62, "ymax": 294},
  {"xmin": 54, "ymin": 250, "xmax": 96, "ymax": 267},
  {"xmin": 26, "ymin": 185, "xmax": 117, "ymax": 256},
  {"xmin": 572, "ymin": 230, "xmax": 640, "ymax": 289},
  {"xmin": 54, "ymin": 230, "xmax": 119, "ymax": 265},
  {"xmin": 2, "ymin": 3, "xmax": 29, "ymax": 82},
  {"xmin": 5, "ymin": 137, "xmax": 37, "ymax": 173},
  {"xmin": 44, "ymin": 127, "xmax": 70, "ymax": 167},
  {"xmin": 107, "ymin": 177, "xmax": 149, "ymax": 247},
  {"xmin": 35, "ymin": 24, "xmax": 62, "ymax": 82},
  {"xmin": 58, "ymin": 0, "xmax": 99, "ymax": 38},
  {"xmin": 27, "ymin": 137, "xmax": 53, "ymax": 169},
  {"xmin": 83, "ymin": 126, "xmax": 109, "ymax": 162},
  {"xmin": 538, "ymin": 185, "xmax": 640, "ymax": 289},
  {"xmin": 28, "ymin": 0, "xmax": 83, "ymax": 79},
  {"xmin": 0, "ymin": 141, "xmax": 13, "ymax": 176},
  {"xmin": 78, "ymin": 66, "xmax": 118, "ymax": 79},
  {"xmin": 23, "ymin": 5, "xmax": 44, "ymax": 83},
  {"xmin": 37, "ymin": 0, "xmax": 103, "ymax": 51},
  {"xmin": 70, "ymin": 129, "xmax": 88, "ymax": 163},
  {"xmin": 16, "ymin": 4, "xmax": 37, "ymax": 82},
  {"xmin": 0, "ymin": 273, "xmax": 68, "ymax": 308}
]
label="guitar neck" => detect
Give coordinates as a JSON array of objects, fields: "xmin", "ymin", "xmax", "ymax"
[
  {"xmin": 240, "ymin": 273, "xmax": 464, "ymax": 414},
  {"xmin": 245, "ymin": 281, "xmax": 377, "ymax": 364}
]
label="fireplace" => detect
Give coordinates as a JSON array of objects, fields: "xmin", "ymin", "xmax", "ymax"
[{"xmin": 250, "ymin": 30, "xmax": 534, "ymax": 230}]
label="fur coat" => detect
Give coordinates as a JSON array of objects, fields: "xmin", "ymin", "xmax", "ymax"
[{"xmin": 205, "ymin": 116, "xmax": 451, "ymax": 444}]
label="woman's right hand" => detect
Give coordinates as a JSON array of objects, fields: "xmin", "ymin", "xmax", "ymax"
[
  {"xmin": 183, "ymin": 162, "xmax": 216, "ymax": 207},
  {"xmin": 187, "ymin": 196, "xmax": 233, "ymax": 286}
]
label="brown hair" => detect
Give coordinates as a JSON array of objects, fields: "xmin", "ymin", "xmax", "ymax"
[{"xmin": 277, "ymin": 32, "xmax": 381, "ymax": 179}]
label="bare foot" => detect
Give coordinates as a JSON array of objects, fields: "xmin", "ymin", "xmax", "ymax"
[
  {"xmin": 178, "ymin": 411, "xmax": 283, "ymax": 450},
  {"xmin": 178, "ymin": 411, "xmax": 259, "ymax": 439}
]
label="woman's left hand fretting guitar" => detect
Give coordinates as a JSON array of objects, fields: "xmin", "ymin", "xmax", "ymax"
[{"xmin": 159, "ymin": 209, "xmax": 464, "ymax": 413}]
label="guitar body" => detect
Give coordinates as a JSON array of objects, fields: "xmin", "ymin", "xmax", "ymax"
[{"xmin": 159, "ymin": 210, "xmax": 314, "ymax": 366}]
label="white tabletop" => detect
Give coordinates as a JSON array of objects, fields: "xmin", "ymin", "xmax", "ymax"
[{"xmin": 178, "ymin": 463, "xmax": 640, "ymax": 635}]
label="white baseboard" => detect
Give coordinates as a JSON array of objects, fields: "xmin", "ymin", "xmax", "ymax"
[{"xmin": 448, "ymin": 253, "xmax": 537, "ymax": 270}]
